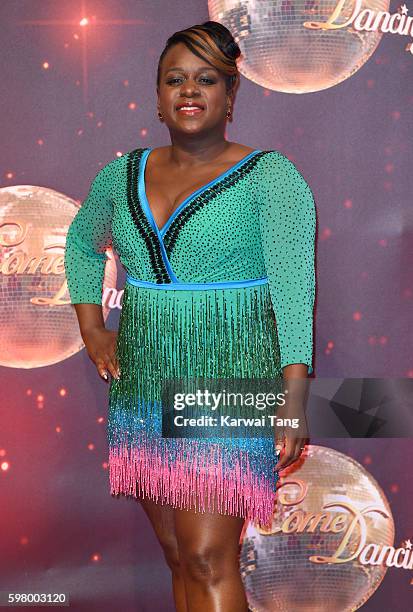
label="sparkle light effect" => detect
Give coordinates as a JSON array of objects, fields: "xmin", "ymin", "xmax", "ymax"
[
  {"xmin": 17, "ymin": 0, "xmax": 147, "ymax": 107},
  {"xmin": 320, "ymin": 227, "xmax": 332, "ymax": 240}
]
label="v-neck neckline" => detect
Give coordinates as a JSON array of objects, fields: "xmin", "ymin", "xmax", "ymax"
[{"xmin": 138, "ymin": 147, "xmax": 262, "ymax": 237}]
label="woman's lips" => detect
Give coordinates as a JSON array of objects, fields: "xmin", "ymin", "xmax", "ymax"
[{"xmin": 176, "ymin": 107, "xmax": 204, "ymax": 116}]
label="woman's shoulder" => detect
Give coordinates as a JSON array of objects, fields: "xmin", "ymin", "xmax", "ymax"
[
  {"xmin": 253, "ymin": 149, "xmax": 311, "ymax": 184},
  {"xmin": 92, "ymin": 146, "xmax": 145, "ymax": 178},
  {"xmin": 255, "ymin": 148, "xmax": 297, "ymax": 168},
  {"xmin": 251, "ymin": 150, "xmax": 315, "ymax": 209}
]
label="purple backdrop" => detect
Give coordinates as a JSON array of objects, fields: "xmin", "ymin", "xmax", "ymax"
[{"xmin": 1, "ymin": 1, "xmax": 412, "ymax": 610}]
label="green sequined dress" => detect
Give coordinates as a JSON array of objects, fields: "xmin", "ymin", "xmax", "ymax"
[{"xmin": 64, "ymin": 147, "xmax": 316, "ymax": 528}]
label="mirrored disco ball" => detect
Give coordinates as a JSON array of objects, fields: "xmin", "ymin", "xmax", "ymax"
[
  {"xmin": 0, "ymin": 185, "xmax": 117, "ymax": 368},
  {"xmin": 240, "ymin": 445, "xmax": 394, "ymax": 611},
  {"xmin": 209, "ymin": 0, "xmax": 390, "ymax": 93}
]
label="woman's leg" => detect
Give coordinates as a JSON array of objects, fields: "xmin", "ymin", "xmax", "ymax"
[
  {"xmin": 174, "ymin": 504, "xmax": 249, "ymax": 612},
  {"xmin": 138, "ymin": 497, "xmax": 187, "ymax": 612}
]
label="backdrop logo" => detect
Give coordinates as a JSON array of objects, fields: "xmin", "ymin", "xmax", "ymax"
[
  {"xmin": 240, "ymin": 445, "xmax": 403, "ymax": 610},
  {"xmin": 0, "ymin": 185, "xmax": 118, "ymax": 368},
  {"xmin": 304, "ymin": 1, "xmax": 413, "ymax": 54},
  {"xmin": 210, "ymin": 0, "xmax": 393, "ymax": 93},
  {"xmin": 261, "ymin": 480, "xmax": 410, "ymax": 571}
]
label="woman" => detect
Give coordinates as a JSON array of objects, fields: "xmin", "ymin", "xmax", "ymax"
[{"xmin": 64, "ymin": 20, "xmax": 316, "ymax": 612}]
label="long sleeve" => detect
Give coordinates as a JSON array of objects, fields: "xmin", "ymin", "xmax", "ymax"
[
  {"xmin": 64, "ymin": 161, "xmax": 115, "ymax": 305},
  {"xmin": 257, "ymin": 151, "xmax": 316, "ymax": 375}
]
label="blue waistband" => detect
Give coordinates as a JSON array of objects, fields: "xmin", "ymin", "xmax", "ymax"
[{"xmin": 125, "ymin": 274, "xmax": 268, "ymax": 291}]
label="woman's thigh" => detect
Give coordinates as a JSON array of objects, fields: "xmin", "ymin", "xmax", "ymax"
[
  {"xmin": 138, "ymin": 497, "xmax": 180, "ymax": 568},
  {"xmin": 137, "ymin": 495, "xmax": 246, "ymax": 575}
]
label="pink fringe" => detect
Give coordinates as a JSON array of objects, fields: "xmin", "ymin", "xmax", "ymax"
[{"xmin": 108, "ymin": 436, "xmax": 276, "ymax": 529}]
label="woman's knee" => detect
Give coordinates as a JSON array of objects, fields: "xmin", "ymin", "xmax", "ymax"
[{"xmin": 180, "ymin": 545, "xmax": 238, "ymax": 585}]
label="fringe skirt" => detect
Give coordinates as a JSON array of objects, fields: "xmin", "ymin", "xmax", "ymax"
[{"xmin": 107, "ymin": 279, "xmax": 283, "ymax": 529}]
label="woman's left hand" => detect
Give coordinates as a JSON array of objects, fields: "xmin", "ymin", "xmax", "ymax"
[
  {"xmin": 274, "ymin": 434, "xmax": 310, "ymax": 472},
  {"xmin": 274, "ymin": 363, "xmax": 311, "ymax": 472}
]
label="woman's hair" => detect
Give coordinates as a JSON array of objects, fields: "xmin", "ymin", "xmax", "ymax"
[{"xmin": 156, "ymin": 21, "xmax": 241, "ymax": 94}]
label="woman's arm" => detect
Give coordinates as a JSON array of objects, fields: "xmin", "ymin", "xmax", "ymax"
[
  {"xmin": 282, "ymin": 363, "xmax": 308, "ymax": 379},
  {"xmin": 64, "ymin": 161, "xmax": 115, "ymax": 304},
  {"xmin": 257, "ymin": 150, "xmax": 316, "ymax": 468},
  {"xmin": 64, "ymin": 160, "xmax": 120, "ymax": 381},
  {"xmin": 72, "ymin": 304, "xmax": 119, "ymax": 381},
  {"xmin": 257, "ymin": 150, "xmax": 316, "ymax": 376}
]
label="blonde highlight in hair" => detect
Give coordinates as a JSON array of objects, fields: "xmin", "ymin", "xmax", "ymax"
[{"xmin": 157, "ymin": 21, "xmax": 241, "ymax": 94}]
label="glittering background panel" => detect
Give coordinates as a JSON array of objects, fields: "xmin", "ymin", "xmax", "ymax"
[{"xmin": 1, "ymin": 0, "xmax": 412, "ymax": 610}]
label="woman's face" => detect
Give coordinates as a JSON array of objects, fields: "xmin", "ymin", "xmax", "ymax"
[{"xmin": 157, "ymin": 42, "xmax": 231, "ymax": 137}]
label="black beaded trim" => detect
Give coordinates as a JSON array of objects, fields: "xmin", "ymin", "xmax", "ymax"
[
  {"xmin": 163, "ymin": 151, "xmax": 269, "ymax": 256},
  {"xmin": 126, "ymin": 148, "xmax": 171, "ymax": 283}
]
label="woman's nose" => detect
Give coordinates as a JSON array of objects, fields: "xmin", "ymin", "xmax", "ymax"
[{"xmin": 180, "ymin": 80, "xmax": 200, "ymax": 96}]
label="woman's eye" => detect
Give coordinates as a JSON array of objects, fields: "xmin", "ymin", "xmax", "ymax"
[{"xmin": 166, "ymin": 76, "xmax": 215, "ymax": 85}]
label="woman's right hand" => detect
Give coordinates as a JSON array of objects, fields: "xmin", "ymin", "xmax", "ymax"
[{"xmin": 81, "ymin": 326, "xmax": 120, "ymax": 382}]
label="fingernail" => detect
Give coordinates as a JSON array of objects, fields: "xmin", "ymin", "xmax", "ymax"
[{"xmin": 102, "ymin": 372, "xmax": 108, "ymax": 380}]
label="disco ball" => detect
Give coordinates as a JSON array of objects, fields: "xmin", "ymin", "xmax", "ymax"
[
  {"xmin": 209, "ymin": 0, "xmax": 390, "ymax": 93},
  {"xmin": 0, "ymin": 185, "xmax": 117, "ymax": 368},
  {"xmin": 240, "ymin": 445, "xmax": 394, "ymax": 611}
]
